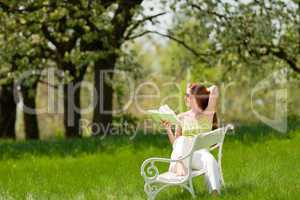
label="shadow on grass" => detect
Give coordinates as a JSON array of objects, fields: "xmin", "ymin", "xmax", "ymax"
[
  {"xmin": 227, "ymin": 116, "xmax": 299, "ymax": 145},
  {"xmin": 0, "ymin": 136, "xmax": 124, "ymax": 160},
  {"xmin": 148, "ymin": 182, "xmax": 256, "ymax": 200},
  {"xmin": 0, "ymin": 117, "xmax": 298, "ymax": 161},
  {"xmin": 221, "ymin": 182, "xmax": 256, "ymax": 198},
  {"xmin": 0, "ymin": 132, "xmax": 169, "ymax": 161}
]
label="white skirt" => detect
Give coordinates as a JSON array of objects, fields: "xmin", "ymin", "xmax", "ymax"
[{"xmin": 169, "ymin": 136, "xmax": 221, "ymax": 193}]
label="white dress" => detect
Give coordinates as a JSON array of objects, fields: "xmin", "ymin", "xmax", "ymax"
[{"xmin": 169, "ymin": 135, "xmax": 222, "ymax": 193}]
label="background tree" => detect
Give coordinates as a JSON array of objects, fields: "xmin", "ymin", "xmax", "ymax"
[
  {"xmin": 131, "ymin": 0, "xmax": 300, "ymax": 124},
  {"xmin": 0, "ymin": 9, "xmax": 45, "ymax": 139},
  {"xmin": 0, "ymin": 10, "xmax": 17, "ymax": 139},
  {"xmin": 38, "ymin": 0, "xmax": 164, "ymax": 136},
  {"xmin": 0, "ymin": 0, "xmax": 166, "ymax": 138},
  {"xmin": 167, "ymin": 0, "xmax": 300, "ymax": 74}
]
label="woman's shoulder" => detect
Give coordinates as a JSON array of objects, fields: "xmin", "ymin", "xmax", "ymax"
[{"xmin": 177, "ymin": 111, "xmax": 190, "ymax": 120}]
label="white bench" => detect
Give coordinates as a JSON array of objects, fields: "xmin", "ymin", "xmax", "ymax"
[{"xmin": 140, "ymin": 124, "xmax": 234, "ymax": 200}]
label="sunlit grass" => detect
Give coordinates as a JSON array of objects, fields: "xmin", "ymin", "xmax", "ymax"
[{"xmin": 0, "ymin": 120, "xmax": 299, "ymax": 200}]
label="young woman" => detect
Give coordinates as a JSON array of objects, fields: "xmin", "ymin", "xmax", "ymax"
[{"xmin": 161, "ymin": 83, "xmax": 221, "ymax": 195}]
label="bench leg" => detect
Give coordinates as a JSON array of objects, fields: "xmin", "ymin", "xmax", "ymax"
[
  {"xmin": 144, "ymin": 183, "xmax": 156, "ymax": 200},
  {"xmin": 219, "ymin": 165, "xmax": 225, "ymax": 186},
  {"xmin": 147, "ymin": 193, "xmax": 156, "ymax": 200},
  {"xmin": 187, "ymin": 178, "xmax": 196, "ymax": 199},
  {"xmin": 145, "ymin": 181, "xmax": 196, "ymax": 200},
  {"xmin": 189, "ymin": 178, "xmax": 196, "ymax": 198},
  {"xmin": 181, "ymin": 179, "xmax": 196, "ymax": 199},
  {"xmin": 144, "ymin": 183, "xmax": 169, "ymax": 200}
]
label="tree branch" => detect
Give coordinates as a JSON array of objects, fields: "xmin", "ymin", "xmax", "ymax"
[
  {"xmin": 124, "ymin": 12, "xmax": 167, "ymax": 39},
  {"xmin": 271, "ymin": 47, "xmax": 300, "ymax": 73},
  {"xmin": 111, "ymin": 0, "xmax": 143, "ymax": 47},
  {"xmin": 246, "ymin": 44, "xmax": 300, "ymax": 73},
  {"xmin": 100, "ymin": 0, "xmax": 117, "ymax": 9},
  {"xmin": 0, "ymin": 1, "xmax": 9, "ymax": 11},
  {"xmin": 38, "ymin": 80, "xmax": 59, "ymax": 89},
  {"xmin": 190, "ymin": 3, "xmax": 229, "ymax": 21},
  {"xmin": 41, "ymin": 24, "xmax": 59, "ymax": 49},
  {"xmin": 0, "ymin": 1, "xmax": 49, "ymax": 13},
  {"xmin": 127, "ymin": 30, "xmax": 206, "ymax": 57}
]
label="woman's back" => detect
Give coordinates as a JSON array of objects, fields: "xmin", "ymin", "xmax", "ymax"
[{"xmin": 179, "ymin": 112, "xmax": 213, "ymax": 137}]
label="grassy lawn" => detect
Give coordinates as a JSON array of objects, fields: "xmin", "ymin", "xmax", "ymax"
[{"xmin": 0, "ymin": 121, "xmax": 299, "ymax": 200}]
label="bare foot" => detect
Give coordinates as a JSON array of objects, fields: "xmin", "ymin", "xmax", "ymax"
[
  {"xmin": 175, "ymin": 162, "xmax": 187, "ymax": 176},
  {"xmin": 211, "ymin": 190, "xmax": 219, "ymax": 197}
]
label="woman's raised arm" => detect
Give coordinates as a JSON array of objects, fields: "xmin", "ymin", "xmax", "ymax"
[{"xmin": 206, "ymin": 85, "xmax": 219, "ymax": 113}]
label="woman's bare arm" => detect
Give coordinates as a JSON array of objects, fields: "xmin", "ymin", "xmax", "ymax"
[
  {"xmin": 162, "ymin": 121, "xmax": 182, "ymax": 145},
  {"xmin": 173, "ymin": 125, "xmax": 182, "ymax": 141},
  {"xmin": 206, "ymin": 85, "xmax": 219, "ymax": 113}
]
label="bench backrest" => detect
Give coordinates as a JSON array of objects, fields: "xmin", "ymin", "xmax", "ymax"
[
  {"xmin": 181, "ymin": 124, "xmax": 233, "ymax": 183},
  {"xmin": 179, "ymin": 124, "xmax": 233, "ymax": 179},
  {"xmin": 191, "ymin": 128, "xmax": 224, "ymax": 152},
  {"xmin": 191, "ymin": 124, "xmax": 233, "ymax": 153}
]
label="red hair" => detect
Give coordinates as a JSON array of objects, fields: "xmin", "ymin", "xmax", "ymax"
[{"xmin": 189, "ymin": 83, "xmax": 218, "ymax": 130}]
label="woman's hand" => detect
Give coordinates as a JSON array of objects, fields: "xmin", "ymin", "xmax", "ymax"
[
  {"xmin": 161, "ymin": 120, "xmax": 178, "ymax": 145},
  {"xmin": 161, "ymin": 120, "xmax": 172, "ymax": 132}
]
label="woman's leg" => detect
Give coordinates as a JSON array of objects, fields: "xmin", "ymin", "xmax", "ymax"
[
  {"xmin": 192, "ymin": 149, "xmax": 221, "ymax": 193},
  {"xmin": 169, "ymin": 137, "xmax": 183, "ymax": 172},
  {"xmin": 169, "ymin": 136, "xmax": 192, "ymax": 175},
  {"xmin": 174, "ymin": 161, "xmax": 187, "ymax": 176}
]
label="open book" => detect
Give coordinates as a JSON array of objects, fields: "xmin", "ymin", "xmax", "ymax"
[{"xmin": 147, "ymin": 105, "xmax": 180, "ymax": 125}]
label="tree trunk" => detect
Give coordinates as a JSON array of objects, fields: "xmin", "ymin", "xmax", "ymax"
[
  {"xmin": 0, "ymin": 83, "xmax": 17, "ymax": 139},
  {"xmin": 92, "ymin": 56, "xmax": 116, "ymax": 136},
  {"xmin": 21, "ymin": 81, "xmax": 39, "ymax": 140},
  {"xmin": 63, "ymin": 79, "xmax": 82, "ymax": 138}
]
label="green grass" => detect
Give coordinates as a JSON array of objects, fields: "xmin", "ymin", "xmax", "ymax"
[{"xmin": 0, "ymin": 120, "xmax": 299, "ymax": 200}]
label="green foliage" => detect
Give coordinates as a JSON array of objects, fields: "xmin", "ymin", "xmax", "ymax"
[
  {"xmin": 0, "ymin": 5, "xmax": 47, "ymax": 87},
  {"xmin": 0, "ymin": 0, "xmax": 147, "ymax": 84},
  {"xmin": 113, "ymin": 112, "xmax": 139, "ymax": 132},
  {"xmin": 172, "ymin": 0, "xmax": 300, "ymax": 74}
]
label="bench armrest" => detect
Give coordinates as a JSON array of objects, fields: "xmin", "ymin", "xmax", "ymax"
[
  {"xmin": 226, "ymin": 124, "xmax": 234, "ymax": 132},
  {"xmin": 140, "ymin": 154, "xmax": 192, "ymax": 182}
]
